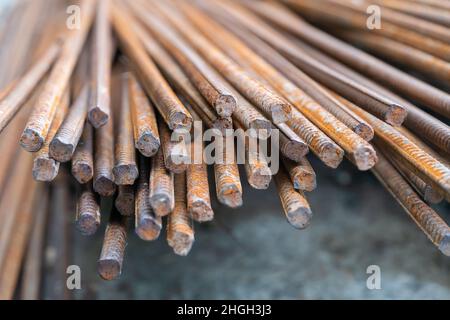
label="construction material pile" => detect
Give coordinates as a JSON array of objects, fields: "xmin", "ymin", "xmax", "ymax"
[{"xmin": 0, "ymin": 0, "xmax": 449, "ymax": 299}]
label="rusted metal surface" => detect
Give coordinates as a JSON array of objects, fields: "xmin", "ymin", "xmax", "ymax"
[
  {"xmin": 283, "ymin": 157, "xmax": 317, "ymax": 192},
  {"xmin": 71, "ymin": 123, "xmax": 94, "ymax": 184},
  {"xmin": 128, "ymin": 74, "xmax": 160, "ymax": 157},
  {"xmin": 135, "ymin": 155, "xmax": 162, "ymax": 240},
  {"xmin": 274, "ymin": 165, "xmax": 313, "ymax": 229},
  {"xmin": 98, "ymin": 206, "xmax": 128, "ymax": 281},
  {"xmin": 129, "ymin": 3, "xmax": 236, "ymax": 118},
  {"xmin": 76, "ymin": 182, "xmax": 100, "ymax": 236},
  {"xmin": 0, "ymin": 42, "xmax": 60, "ymax": 134},
  {"xmin": 149, "ymin": 147, "xmax": 175, "ymax": 217},
  {"xmin": 328, "ymin": 0, "xmax": 450, "ymax": 43},
  {"xmin": 32, "ymin": 90, "xmax": 69, "ymax": 182},
  {"xmin": 151, "ymin": 0, "xmax": 291, "ymax": 124},
  {"xmin": 336, "ymin": 31, "xmax": 450, "ymax": 83},
  {"xmin": 292, "ymin": 36, "xmax": 450, "ymax": 154},
  {"xmin": 372, "ymin": 150, "xmax": 450, "ymax": 256},
  {"xmin": 20, "ymin": 0, "xmax": 94, "ymax": 152},
  {"xmin": 133, "ymin": 21, "xmax": 224, "ymax": 131},
  {"xmin": 159, "ymin": 119, "xmax": 189, "ymax": 174},
  {"xmin": 214, "ymin": 138, "xmax": 243, "ymax": 208},
  {"xmin": 88, "ymin": 0, "xmax": 113, "ymax": 128},
  {"xmin": 111, "ymin": 4, "xmax": 192, "ymax": 131},
  {"xmin": 113, "ymin": 74, "xmax": 138, "ymax": 185},
  {"xmin": 115, "ymin": 185, "xmax": 135, "ymax": 217},
  {"xmin": 167, "ymin": 172, "xmax": 194, "ymax": 256},
  {"xmin": 253, "ymin": 0, "xmax": 450, "ymax": 120},
  {"xmin": 345, "ymin": 99, "xmax": 450, "ymax": 196},
  {"xmin": 371, "ymin": 0, "xmax": 450, "ymax": 27},
  {"xmin": 186, "ymin": 137, "xmax": 214, "ymax": 222},
  {"xmin": 93, "ymin": 94, "xmax": 116, "ymax": 197},
  {"xmin": 49, "ymin": 85, "xmax": 89, "ymax": 162}
]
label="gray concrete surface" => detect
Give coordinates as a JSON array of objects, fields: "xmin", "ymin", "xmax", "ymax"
[{"xmin": 73, "ymin": 158, "xmax": 450, "ymax": 299}]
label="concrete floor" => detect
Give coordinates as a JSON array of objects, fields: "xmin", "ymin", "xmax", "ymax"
[{"xmin": 73, "ymin": 158, "xmax": 450, "ymax": 299}]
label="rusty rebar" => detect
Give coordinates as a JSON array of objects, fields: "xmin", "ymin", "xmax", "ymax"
[
  {"xmin": 32, "ymin": 90, "xmax": 69, "ymax": 182},
  {"xmin": 71, "ymin": 122, "xmax": 94, "ymax": 184},
  {"xmin": 159, "ymin": 119, "xmax": 189, "ymax": 174},
  {"xmin": 135, "ymin": 155, "xmax": 162, "ymax": 240},
  {"xmin": 186, "ymin": 137, "xmax": 214, "ymax": 222},
  {"xmin": 98, "ymin": 206, "xmax": 128, "ymax": 281},
  {"xmin": 113, "ymin": 74, "xmax": 138, "ymax": 185},
  {"xmin": 128, "ymin": 73, "xmax": 160, "ymax": 157},
  {"xmin": 115, "ymin": 185, "xmax": 135, "ymax": 217},
  {"xmin": 372, "ymin": 150, "xmax": 450, "ymax": 256},
  {"xmin": 344, "ymin": 97, "xmax": 450, "ymax": 196},
  {"xmin": 88, "ymin": 0, "xmax": 113, "ymax": 128},
  {"xmin": 274, "ymin": 165, "xmax": 313, "ymax": 229},
  {"xmin": 93, "ymin": 97, "xmax": 116, "ymax": 197},
  {"xmin": 167, "ymin": 172, "xmax": 194, "ymax": 256},
  {"xmin": 131, "ymin": 20, "xmax": 233, "ymax": 133},
  {"xmin": 291, "ymin": 35, "xmax": 450, "ymax": 154},
  {"xmin": 235, "ymin": 122, "xmax": 272, "ymax": 190},
  {"xmin": 129, "ymin": 2, "xmax": 236, "ymax": 118},
  {"xmin": 76, "ymin": 182, "xmax": 100, "ymax": 236},
  {"xmin": 149, "ymin": 147, "xmax": 175, "ymax": 217},
  {"xmin": 49, "ymin": 85, "xmax": 89, "ymax": 162},
  {"xmin": 151, "ymin": 0, "xmax": 292, "ymax": 124},
  {"xmin": 20, "ymin": 0, "xmax": 94, "ymax": 152},
  {"xmin": 288, "ymin": 108, "xmax": 344, "ymax": 169},
  {"xmin": 283, "ymin": 157, "xmax": 317, "ymax": 192},
  {"xmin": 0, "ymin": 42, "xmax": 60, "ymax": 134},
  {"xmin": 214, "ymin": 138, "xmax": 243, "ymax": 208},
  {"xmin": 276, "ymin": 123, "xmax": 309, "ymax": 162},
  {"xmin": 192, "ymin": 5, "xmax": 377, "ymax": 170},
  {"xmin": 335, "ymin": 30, "xmax": 450, "ymax": 83},
  {"xmin": 111, "ymin": 4, "xmax": 192, "ymax": 131},
  {"xmin": 253, "ymin": 0, "xmax": 450, "ymax": 120}
]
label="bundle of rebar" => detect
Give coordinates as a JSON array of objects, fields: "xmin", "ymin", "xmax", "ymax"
[{"xmin": 0, "ymin": 0, "xmax": 449, "ymax": 299}]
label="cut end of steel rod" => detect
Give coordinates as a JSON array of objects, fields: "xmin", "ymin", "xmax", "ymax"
[
  {"xmin": 76, "ymin": 214, "xmax": 100, "ymax": 236},
  {"xmin": 320, "ymin": 142, "xmax": 345, "ymax": 169},
  {"xmin": 169, "ymin": 111, "xmax": 193, "ymax": 131},
  {"xmin": 217, "ymin": 184, "xmax": 243, "ymax": 208},
  {"xmin": 190, "ymin": 202, "xmax": 214, "ymax": 223},
  {"xmin": 286, "ymin": 205, "xmax": 313, "ymax": 230},
  {"xmin": 135, "ymin": 219, "xmax": 162, "ymax": 241},
  {"xmin": 424, "ymin": 187, "xmax": 444, "ymax": 205},
  {"xmin": 167, "ymin": 230, "xmax": 194, "ymax": 256},
  {"xmin": 113, "ymin": 164, "xmax": 139, "ymax": 185},
  {"xmin": 150, "ymin": 194, "xmax": 173, "ymax": 217},
  {"xmin": 32, "ymin": 157, "xmax": 59, "ymax": 181},
  {"xmin": 88, "ymin": 107, "xmax": 109, "ymax": 129},
  {"xmin": 71, "ymin": 161, "xmax": 93, "ymax": 184},
  {"xmin": 271, "ymin": 103, "xmax": 292, "ymax": 124},
  {"xmin": 214, "ymin": 94, "xmax": 237, "ymax": 118},
  {"xmin": 354, "ymin": 123, "xmax": 374, "ymax": 142},
  {"xmin": 49, "ymin": 138, "xmax": 75, "ymax": 163},
  {"xmin": 97, "ymin": 259, "xmax": 121, "ymax": 281},
  {"xmin": 20, "ymin": 128, "xmax": 44, "ymax": 152},
  {"xmin": 136, "ymin": 134, "xmax": 160, "ymax": 157},
  {"xmin": 93, "ymin": 176, "xmax": 116, "ymax": 197},
  {"xmin": 386, "ymin": 103, "xmax": 408, "ymax": 127},
  {"xmin": 352, "ymin": 145, "xmax": 378, "ymax": 171}
]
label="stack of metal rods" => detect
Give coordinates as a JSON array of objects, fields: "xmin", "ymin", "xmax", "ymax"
[{"xmin": 0, "ymin": 0, "xmax": 449, "ymax": 297}]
